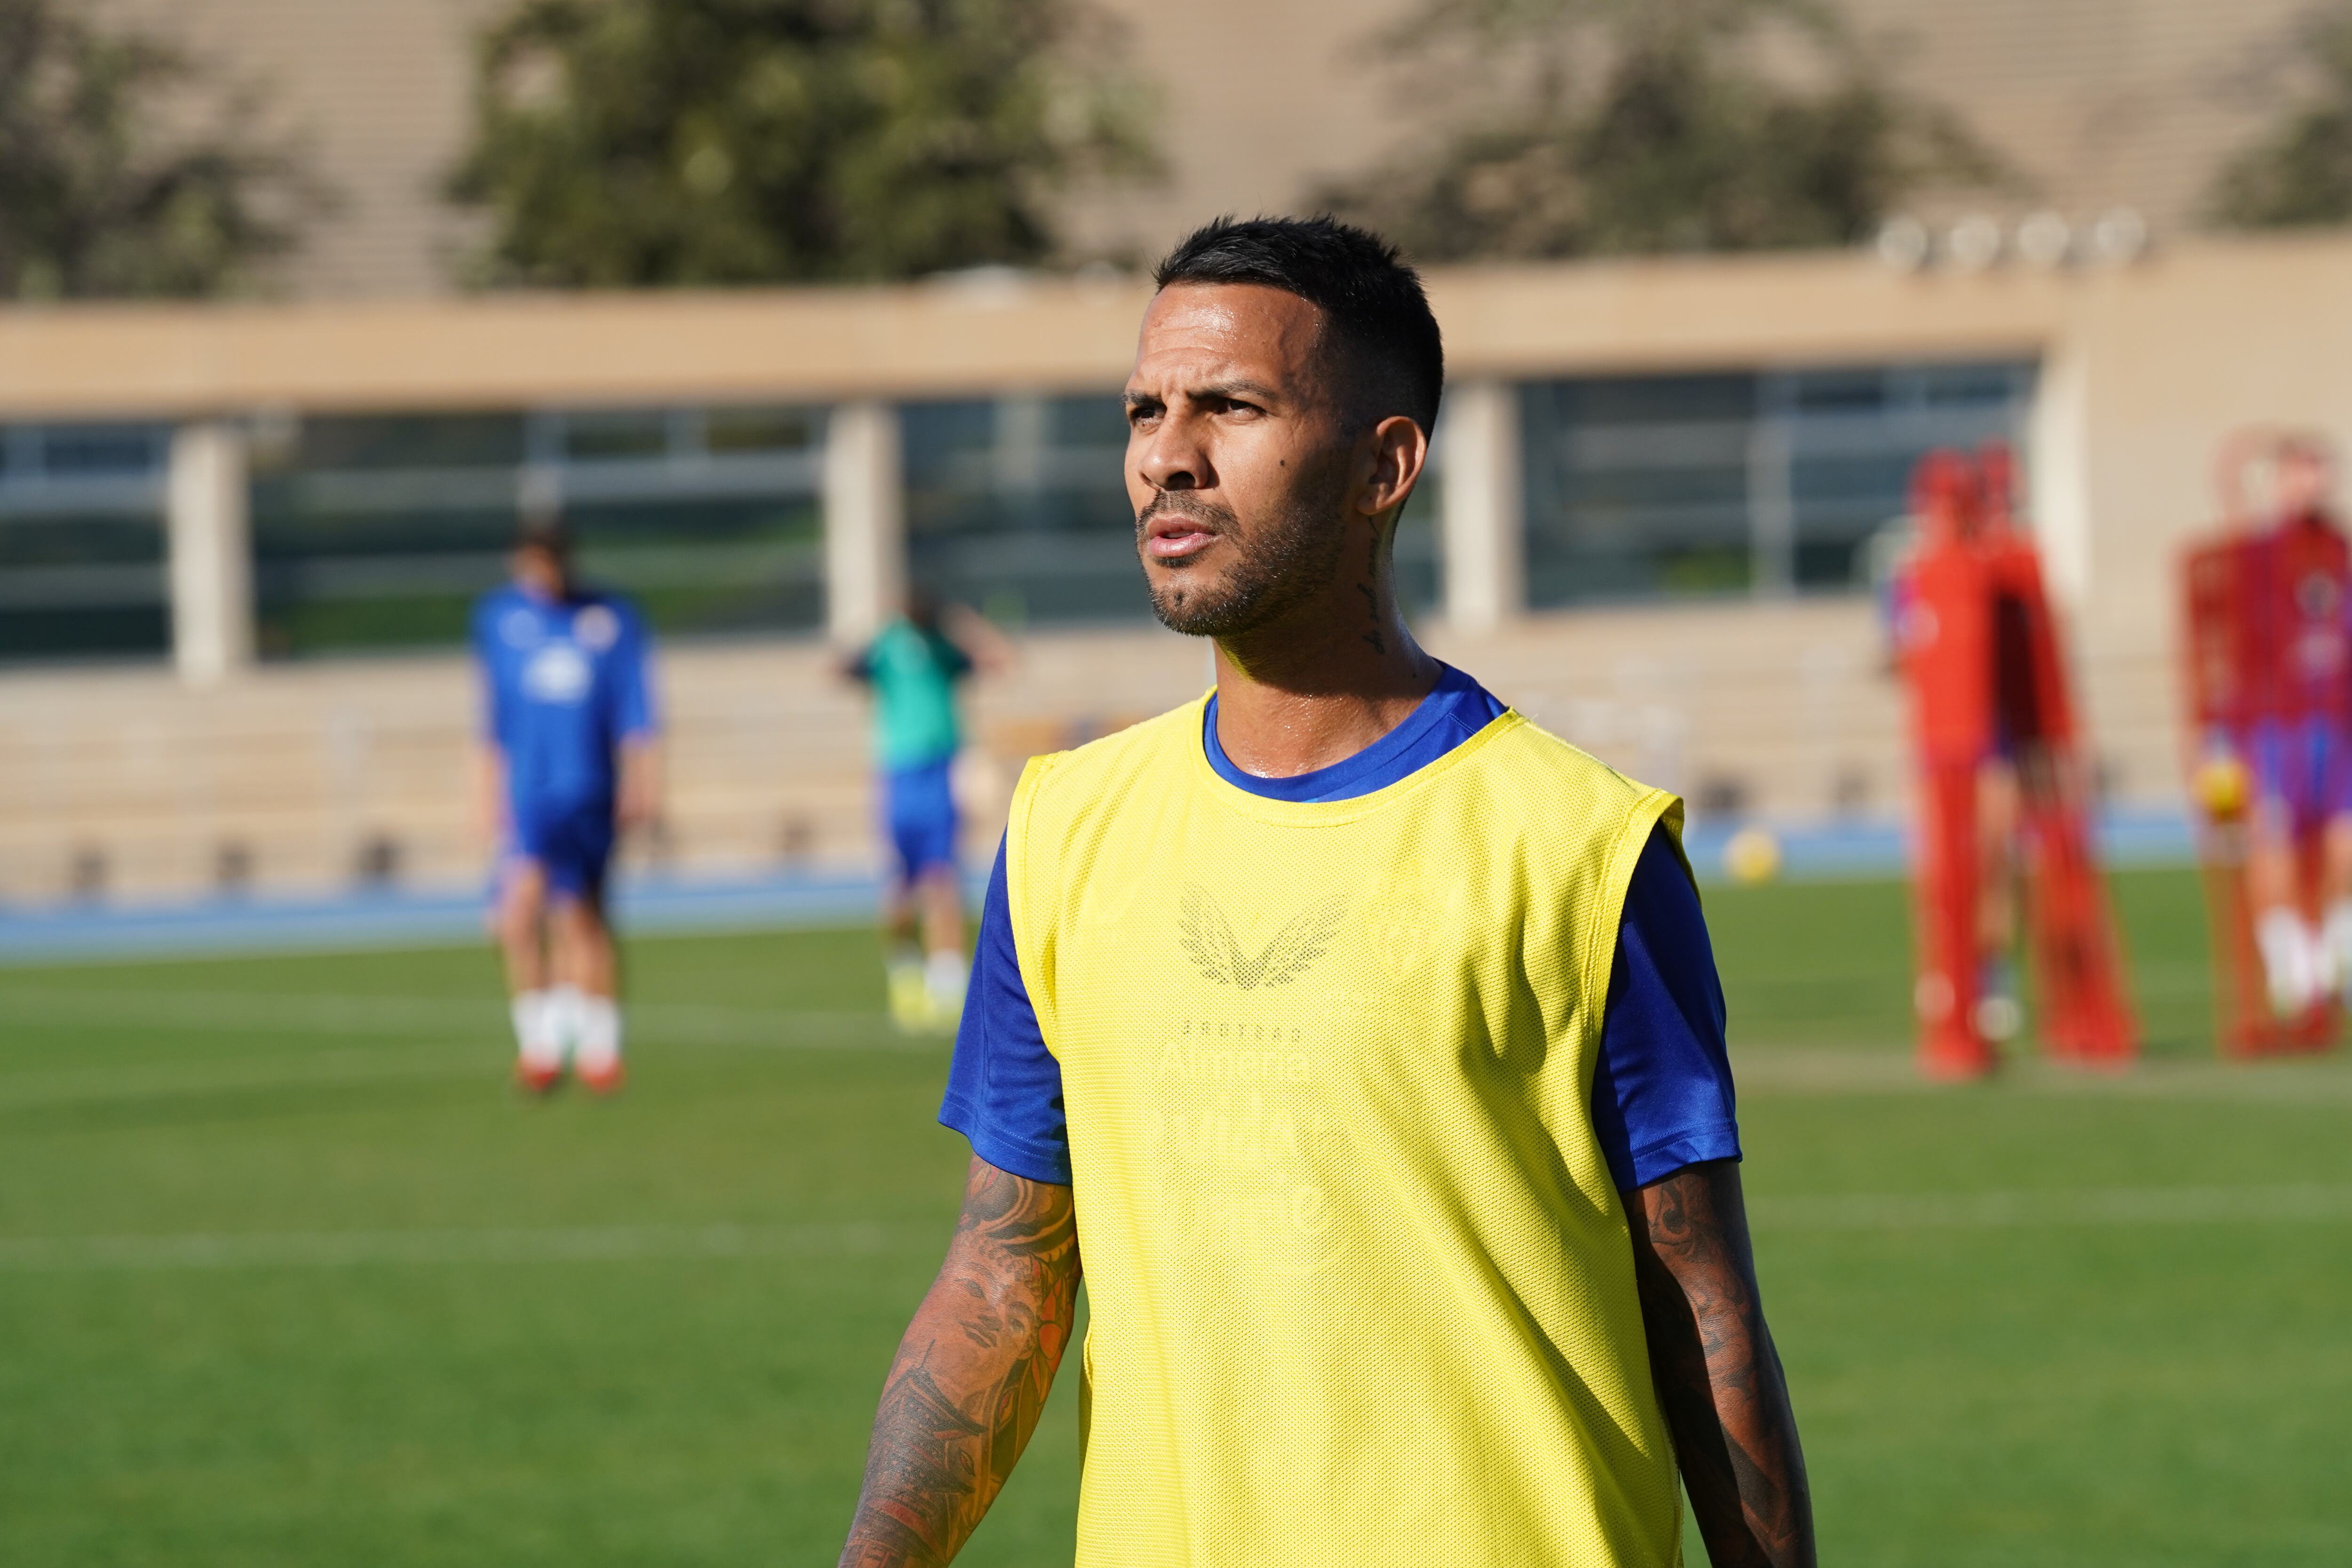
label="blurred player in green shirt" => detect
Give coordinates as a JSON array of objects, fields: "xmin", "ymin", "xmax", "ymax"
[{"xmin": 844, "ymin": 594, "xmax": 1009, "ymax": 1030}]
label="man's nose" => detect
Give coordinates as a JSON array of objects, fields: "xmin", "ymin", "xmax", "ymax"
[{"xmin": 1137, "ymin": 419, "xmax": 1208, "ymax": 493}]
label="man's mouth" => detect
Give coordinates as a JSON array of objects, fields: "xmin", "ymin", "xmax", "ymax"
[{"xmin": 1142, "ymin": 505, "xmax": 1223, "ymax": 563}]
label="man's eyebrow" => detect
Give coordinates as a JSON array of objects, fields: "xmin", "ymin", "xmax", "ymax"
[{"xmin": 1124, "ymin": 380, "xmax": 1283, "ymax": 408}]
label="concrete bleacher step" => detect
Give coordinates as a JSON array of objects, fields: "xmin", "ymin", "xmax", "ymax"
[{"xmin": 0, "ymin": 604, "xmax": 2193, "ymax": 907}]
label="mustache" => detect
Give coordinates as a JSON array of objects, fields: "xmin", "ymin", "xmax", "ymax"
[{"xmin": 1135, "ymin": 490, "xmax": 1240, "ymax": 535}]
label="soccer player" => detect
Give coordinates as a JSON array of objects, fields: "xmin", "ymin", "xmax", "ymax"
[
  {"xmin": 837, "ymin": 218, "xmax": 1812, "ymax": 1567},
  {"xmin": 474, "ymin": 514, "xmax": 660, "ymax": 1094},
  {"xmin": 843, "ymin": 594, "xmax": 1008, "ymax": 1032},
  {"xmin": 2217, "ymin": 432, "xmax": 2352, "ymax": 1013}
]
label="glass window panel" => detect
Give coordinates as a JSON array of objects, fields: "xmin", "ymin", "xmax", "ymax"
[
  {"xmin": 1521, "ymin": 375, "xmax": 1759, "ymax": 607},
  {"xmin": 1915, "ymin": 363, "xmax": 2030, "ymax": 406},
  {"xmin": 1782, "ymin": 362, "xmax": 2035, "ymax": 590},
  {"xmin": 561, "ymin": 409, "xmax": 669, "ymax": 461},
  {"xmin": 706, "ymin": 406, "xmax": 822, "ymax": 454},
  {"xmin": 1789, "ymin": 369, "xmax": 1888, "ymax": 413},
  {"xmin": 903, "ymin": 394, "xmax": 1144, "ymax": 627},
  {"xmin": 254, "ymin": 406, "xmax": 824, "ymax": 658},
  {"xmin": 1522, "ymin": 361, "xmax": 2035, "ymax": 605},
  {"xmin": 0, "ymin": 423, "xmax": 169, "ymax": 664},
  {"xmin": 293, "ymin": 414, "xmax": 527, "ymax": 471},
  {"xmin": 40, "ymin": 425, "xmax": 167, "ymax": 476}
]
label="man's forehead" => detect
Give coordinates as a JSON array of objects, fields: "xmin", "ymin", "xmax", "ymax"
[{"xmin": 1129, "ymin": 282, "xmax": 1323, "ymax": 387}]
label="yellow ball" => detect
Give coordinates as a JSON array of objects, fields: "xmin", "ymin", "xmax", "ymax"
[
  {"xmin": 1723, "ymin": 826, "xmax": 1783, "ymax": 885},
  {"xmin": 2194, "ymin": 753, "xmax": 2249, "ymax": 822}
]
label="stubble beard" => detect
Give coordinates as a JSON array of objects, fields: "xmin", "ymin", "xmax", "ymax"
[{"xmin": 1136, "ymin": 480, "xmax": 1349, "ymax": 639}]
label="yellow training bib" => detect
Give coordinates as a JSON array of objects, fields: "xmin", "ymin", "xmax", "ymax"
[{"xmin": 1006, "ymin": 695, "xmax": 1686, "ymax": 1567}]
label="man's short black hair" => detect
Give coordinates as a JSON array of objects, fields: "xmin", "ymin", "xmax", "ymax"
[
  {"xmin": 515, "ymin": 509, "xmax": 570, "ymax": 557},
  {"xmin": 1153, "ymin": 215, "xmax": 1445, "ymax": 436}
]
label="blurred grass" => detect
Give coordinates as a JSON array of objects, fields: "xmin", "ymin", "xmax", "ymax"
[{"xmin": 0, "ymin": 869, "xmax": 2348, "ymax": 1565}]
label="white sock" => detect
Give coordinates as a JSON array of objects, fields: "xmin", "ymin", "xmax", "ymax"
[
  {"xmin": 513, "ymin": 989, "xmax": 561, "ymax": 1071},
  {"xmin": 2257, "ymin": 908, "xmax": 2319, "ymax": 1016},
  {"xmin": 926, "ymin": 949, "xmax": 969, "ymax": 1011},
  {"xmin": 548, "ymin": 984, "xmax": 587, "ymax": 1064},
  {"xmin": 2324, "ymin": 901, "xmax": 2352, "ymax": 997},
  {"xmin": 575, "ymin": 995, "xmax": 622, "ymax": 1074}
]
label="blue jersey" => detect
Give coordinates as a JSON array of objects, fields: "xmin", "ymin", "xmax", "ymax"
[
  {"xmin": 472, "ymin": 584, "xmax": 658, "ymax": 815},
  {"xmin": 944, "ymin": 662, "xmax": 1741, "ymax": 1193}
]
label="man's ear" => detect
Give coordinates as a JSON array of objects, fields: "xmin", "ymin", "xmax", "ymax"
[{"xmin": 1358, "ymin": 414, "xmax": 1430, "ymax": 520}]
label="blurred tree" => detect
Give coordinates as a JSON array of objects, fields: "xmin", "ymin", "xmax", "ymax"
[
  {"xmin": 1319, "ymin": 0, "xmax": 2005, "ymax": 261},
  {"xmin": 448, "ymin": 0, "xmax": 1153, "ymax": 287},
  {"xmin": 2208, "ymin": 4, "xmax": 2352, "ymax": 228},
  {"xmin": 0, "ymin": 0, "xmax": 317, "ymax": 299}
]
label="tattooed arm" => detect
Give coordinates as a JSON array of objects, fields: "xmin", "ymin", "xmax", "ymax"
[
  {"xmin": 839, "ymin": 1156, "xmax": 1081, "ymax": 1568},
  {"xmin": 1624, "ymin": 1158, "xmax": 1815, "ymax": 1568}
]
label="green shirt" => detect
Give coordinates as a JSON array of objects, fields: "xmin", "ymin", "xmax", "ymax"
[{"xmin": 852, "ymin": 619, "xmax": 973, "ymax": 770}]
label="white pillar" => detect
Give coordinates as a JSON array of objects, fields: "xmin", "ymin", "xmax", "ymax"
[
  {"xmin": 1439, "ymin": 378, "xmax": 1524, "ymax": 634},
  {"xmin": 2027, "ymin": 338, "xmax": 2094, "ymax": 614},
  {"xmin": 823, "ymin": 399, "xmax": 906, "ymax": 644},
  {"xmin": 167, "ymin": 419, "xmax": 253, "ymax": 685}
]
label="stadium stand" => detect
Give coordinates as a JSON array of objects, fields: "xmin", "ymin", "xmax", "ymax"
[{"xmin": 0, "ymin": 601, "xmax": 2179, "ymax": 907}]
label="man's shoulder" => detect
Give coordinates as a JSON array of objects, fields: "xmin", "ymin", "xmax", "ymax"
[
  {"xmin": 1474, "ymin": 712, "xmax": 1662, "ymax": 802},
  {"xmin": 571, "ymin": 585, "xmax": 643, "ymax": 624},
  {"xmin": 1444, "ymin": 714, "xmax": 1681, "ymax": 865},
  {"xmin": 471, "ymin": 586, "xmax": 526, "ymax": 649}
]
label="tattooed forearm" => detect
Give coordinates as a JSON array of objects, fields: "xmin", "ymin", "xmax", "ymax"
[
  {"xmin": 1625, "ymin": 1159, "xmax": 1815, "ymax": 1568},
  {"xmin": 839, "ymin": 1157, "xmax": 1081, "ymax": 1568}
]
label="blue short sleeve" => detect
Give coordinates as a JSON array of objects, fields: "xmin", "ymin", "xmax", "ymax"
[
  {"xmin": 939, "ymin": 837, "xmax": 1072, "ymax": 1186},
  {"xmin": 1589, "ymin": 826, "xmax": 1742, "ymax": 1191},
  {"xmin": 472, "ymin": 595, "xmax": 509, "ymax": 747},
  {"xmin": 612, "ymin": 605, "xmax": 658, "ymax": 739}
]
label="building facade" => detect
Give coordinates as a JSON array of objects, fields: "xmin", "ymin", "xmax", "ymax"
[{"xmin": 5, "ymin": 234, "xmax": 2352, "ymax": 902}]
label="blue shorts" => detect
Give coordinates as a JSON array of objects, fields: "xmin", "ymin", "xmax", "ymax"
[
  {"xmin": 884, "ymin": 758, "xmax": 959, "ymax": 885},
  {"xmin": 507, "ymin": 799, "xmax": 616, "ymax": 901},
  {"xmin": 2250, "ymin": 716, "xmax": 2352, "ymax": 834}
]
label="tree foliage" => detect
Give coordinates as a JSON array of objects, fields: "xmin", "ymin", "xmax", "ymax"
[
  {"xmin": 1319, "ymin": 0, "xmax": 2005, "ymax": 262},
  {"xmin": 0, "ymin": 0, "xmax": 316, "ymax": 299},
  {"xmin": 2208, "ymin": 4, "xmax": 2352, "ymax": 229},
  {"xmin": 448, "ymin": 0, "xmax": 1153, "ymax": 287}
]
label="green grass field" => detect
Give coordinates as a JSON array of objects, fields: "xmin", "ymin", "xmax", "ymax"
[{"xmin": 4, "ymin": 868, "xmax": 2350, "ymax": 1566}]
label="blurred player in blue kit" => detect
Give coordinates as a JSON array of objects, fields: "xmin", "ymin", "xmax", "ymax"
[
  {"xmin": 473, "ymin": 514, "xmax": 661, "ymax": 1093},
  {"xmin": 843, "ymin": 594, "xmax": 1009, "ymax": 1033}
]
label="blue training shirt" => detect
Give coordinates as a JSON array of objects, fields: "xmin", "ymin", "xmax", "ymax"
[
  {"xmin": 472, "ymin": 583, "xmax": 659, "ymax": 814},
  {"xmin": 942, "ymin": 662, "xmax": 1741, "ymax": 1194}
]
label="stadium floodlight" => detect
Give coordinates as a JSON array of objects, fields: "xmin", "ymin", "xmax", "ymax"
[
  {"xmin": 2087, "ymin": 207, "xmax": 2149, "ymax": 267},
  {"xmin": 1874, "ymin": 214, "xmax": 1931, "ymax": 272},
  {"xmin": 2014, "ymin": 211, "xmax": 2074, "ymax": 270},
  {"xmin": 1943, "ymin": 214, "xmax": 2003, "ymax": 273}
]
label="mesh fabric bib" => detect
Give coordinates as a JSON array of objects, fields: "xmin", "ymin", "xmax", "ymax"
[{"xmin": 1007, "ymin": 696, "xmax": 1686, "ymax": 1567}]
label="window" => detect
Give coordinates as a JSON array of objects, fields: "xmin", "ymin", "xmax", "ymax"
[
  {"xmin": 251, "ymin": 406, "xmax": 825, "ymax": 657},
  {"xmin": 0, "ymin": 423, "xmax": 170, "ymax": 664},
  {"xmin": 1520, "ymin": 361, "xmax": 2036, "ymax": 606},
  {"xmin": 903, "ymin": 394, "xmax": 1141, "ymax": 627}
]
